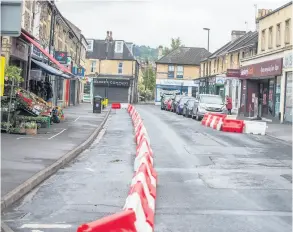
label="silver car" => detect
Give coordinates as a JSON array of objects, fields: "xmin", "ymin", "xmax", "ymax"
[{"xmin": 192, "ymin": 94, "xmax": 227, "ymax": 120}]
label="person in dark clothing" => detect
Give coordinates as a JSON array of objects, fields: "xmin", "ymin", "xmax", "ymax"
[{"xmin": 225, "ymin": 95, "xmax": 232, "ymax": 115}]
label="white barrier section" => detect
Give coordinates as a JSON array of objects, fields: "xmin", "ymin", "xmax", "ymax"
[{"xmin": 244, "ymin": 120, "xmax": 267, "ymax": 135}]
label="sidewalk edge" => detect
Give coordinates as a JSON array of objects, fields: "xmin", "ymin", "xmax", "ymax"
[
  {"xmin": 1, "ymin": 109, "xmax": 111, "ymax": 210},
  {"xmin": 1, "ymin": 222, "xmax": 15, "ymax": 232},
  {"xmin": 266, "ymin": 133, "xmax": 292, "ymax": 146}
]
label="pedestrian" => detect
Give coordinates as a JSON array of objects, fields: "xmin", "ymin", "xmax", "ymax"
[{"xmin": 225, "ymin": 95, "xmax": 232, "ymax": 115}]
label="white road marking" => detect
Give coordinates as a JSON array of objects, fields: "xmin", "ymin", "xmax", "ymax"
[
  {"xmin": 21, "ymin": 224, "xmax": 72, "ymax": 229},
  {"xmin": 74, "ymin": 116, "xmax": 80, "ymax": 122},
  {"xmin": 86, "ymin": 167, "xmax": 95, "ymax": 172},
  {"xmin": 32, "ymin": 230, "xmax": 44, "ymax": 232},
  {"xmin": 48, "ymin": 129, "xmax": 66, "ymax": 140}
]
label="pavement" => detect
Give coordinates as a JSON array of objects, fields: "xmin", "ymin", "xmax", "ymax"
[
  {"xmin": 2, "ymin": 105, "xmax": 292, "ymax": 232},
  {"xmin": 2, "ymin": 109, "xmax": 134, "ymax": 231},
  {"xmin": 237, "ymin": 115, "xmax": 292, "ymax": 143},
  {"xmin": 265, "ymin": 123, "xmax": 292, "ymax": 143},
  {"xmin": 1, "ymin": 103, "xmax": 109, "ymax": 199}
]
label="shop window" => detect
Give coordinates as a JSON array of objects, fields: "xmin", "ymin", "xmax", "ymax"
[
  {"xmin": 276, "ymin": 23, "xmax": 281, "ymax": 47},
  {"xmin": 284, "ymin": 72, "xmax": 293, "ymax": 122},
  {"xmin": 57, "ymin": 78, "xmax": 63, "ymax": 101},
  {"xmin": 168, "ymin": 65, "xmax": 174, "ymax": 78},
  {"xmin": 268, "ymin": 27, "xmax": 273, "ymax": 49},
  {"xmin": 285, "ymin": 19, "xmax": 291, "ymax": 45},
  {"xmin": 118, "ymin": 62, "xmax": 123, "ymax": 74},
  {"xmin": 176, "ymin": 66, "xmax": 183, "ymax": 78},
  {"xmin": 261, "ymin": 29, "xmax": 266, "ymax": 51},
  {"xmin": 91, "ymin": 60, "xmax": 96, "ymax": 73}
]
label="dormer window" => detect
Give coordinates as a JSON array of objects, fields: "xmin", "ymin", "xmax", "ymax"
[{"xmin": 115, "ymin": 41, "xmax": 123, "ymax": 53}]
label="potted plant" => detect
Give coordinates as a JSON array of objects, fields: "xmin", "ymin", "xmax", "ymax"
[{"xmin": 25, "ymin": 121, "xmax": 37, "ymax": 135}]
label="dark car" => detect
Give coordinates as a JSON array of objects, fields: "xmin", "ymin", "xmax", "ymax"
[
  {"xmin": 183, "ymin": 99, "xmax": 195, "ymax": 118},
  {"xmin": 192, "ymin": 94, "xmax": 226, "ymax": 120},
  {"xmin": 171, "ymin": 94, "xmax": 183, "ymax": 112},
  {"xmin": 176, "ymin": 96, "xmax": 194, "ymax": 115},
  {"xmin": 161, "ymin": 94, "xmax": 174, "ymax": 110}
]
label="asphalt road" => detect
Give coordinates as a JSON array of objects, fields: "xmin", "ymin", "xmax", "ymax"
[
  {"xmin": 2, "ymin": 110, "xmax": 135, "ymax": 231},
  {"xmin": 135, "ymin": 105, "xmax": 292, "ymax": 232},
  {"xmin": 2, "ymin": 105, "xmax": 292, "ymax": 232}
]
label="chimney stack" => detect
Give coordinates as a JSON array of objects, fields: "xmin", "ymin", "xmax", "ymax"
[
  {"xmin": 109, "ymin": 31, "xmax": 113, "ymax": 41},
  {"xmin": 231, "ymin": 30, "xmax": 246, "ymax": 41},
  {"xmin": 158, "ymin": 45, "xmax": 163, "ymax": 60},
  {"xmin": 106, "ymin": 31, "xmax": 110, "ymax": 41}
]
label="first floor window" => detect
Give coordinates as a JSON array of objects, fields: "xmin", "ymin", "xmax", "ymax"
[
  {"xmin": 118, "ymin": 62, "xmax": 123, "ymax": 74},
  {"xmin": 177, "ymin": 66, "xmax": 183, "ymax": 78},
  {"xmin": 168, "ymin": 65, "xmax": 174, "ymax": 78},
  {"xmin": 91, "ymin": 61, "xmax": 96, "ymax": 72}
]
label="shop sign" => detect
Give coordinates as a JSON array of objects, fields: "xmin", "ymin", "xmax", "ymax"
[
  {"xmin": 72, "ymin": 66, "xmax": 85, "ymax": 77},
  {"xmin": 226, "ymin": 69, "xmax": 240, "ymax": 77},
  {"xmin": 10, "ymin": 37, "xmax": 28, "ymax": 61},
  {"xmin": 216, "ymin": 76, "xmax": 225, "ymax": 85},
  {"xmin": 54, "ymin": 51, "xmax": 68, "ymax": 64},
  {"xmin": 156, "ymin": 79, "xmax": 197, "ymax": 86},
  {"xmin": 240, "ymin": 58, "xmax": 283, "ymax": 78},
  {"xmin": 93, "ymin": 78, "xmax": 130, "ymax": 88},
  {"xmin": 284, "ymin": 53, "xmax": 292, "ymax": 69}
]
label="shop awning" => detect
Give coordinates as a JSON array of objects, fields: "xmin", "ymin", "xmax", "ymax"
[
  {"xmin": 31, "ymin": 58, "xmax": 64, "ymax": 76},
  {"xmin": 21, "ymin": 32, "xmax": 72, "ymax": 75}
]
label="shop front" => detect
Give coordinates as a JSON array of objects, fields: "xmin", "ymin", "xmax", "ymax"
[
  {"xmin": 240, "ymin": 58, "xmax": 283, "ymax": 121},
  {"xmin": 93, "ymin": 78, "xmax": 130, "ymax": 103},
  {"xmin": 155, "ymin": 79, "xmax": 198, "ymax": 104},
  {"xmin": 283, "ymin": 51, "xmax": 292, "ymax": 123}
]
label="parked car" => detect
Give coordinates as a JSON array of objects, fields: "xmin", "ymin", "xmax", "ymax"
[
  {"xmin": 176, "ymin": 96, "xmax": 194, "ymax": 115},
  {"xmin": 161, "ymin": 94, "xmax": 174, "ymax": 110},
  {"xmin": 183, "ymin": 99, "xmax": 195, "ymax": 118},
  {"xmin": 192, "ymin": 94, "xmax": 226, "ymax": 120},
  {"xmin": 171, "ymin": 94, "xmax": 183, "ymax": 112},
  {"xmin": 166, "ymin": 98, "xmax": 173, "ymax": 111}
]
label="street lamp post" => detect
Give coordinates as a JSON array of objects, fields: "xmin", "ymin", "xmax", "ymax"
[{"xmin": 203, "ymin": 28, "xmax": 210, "ymax": 52}]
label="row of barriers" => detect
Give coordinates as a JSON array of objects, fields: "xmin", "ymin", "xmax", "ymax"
[
  {"xmin": 76, "ymin": 104, "xmax": 157, "ymax": 232},
  {"xmin": 201, "ymin": 113, "xmax": 267, "ymax": 135}
]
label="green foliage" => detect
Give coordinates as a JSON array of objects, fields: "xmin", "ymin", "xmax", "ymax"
[
  {"xmin": 134, "ymin": 45, "xmax": 158, "ymax": 62},
  {"xmin": 25, "ymin": 121, "xmax": 37, "ymax": 129},
  {"xmin": 162, "ymin": 37, "xmax": 185, "ymax": 56},
  {"xmin": 142, "ymin": 66, "xmax": 156, "ymax": 92},
  {"xmin": 5, "ymin": 65, "xmax": 23, "ymax": 83}
]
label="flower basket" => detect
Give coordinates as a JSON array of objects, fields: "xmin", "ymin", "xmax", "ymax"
[
  {"xmin": 25, "ymin": 128, "xmax": 37, "ymax": 135},
  {"xmin": 25, "ymin": 121, "xmax": 37, "ymax": 135}
]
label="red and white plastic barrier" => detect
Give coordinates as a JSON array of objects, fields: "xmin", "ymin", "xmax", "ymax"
[
  {"xmin": 201, "ymin": 113, "xmax": 247, "ymax": 134},
  {"xmin": 77, "ymin": 104, "xmax": 157, "ymax": 232}
]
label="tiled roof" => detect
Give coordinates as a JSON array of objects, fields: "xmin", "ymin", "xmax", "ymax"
[
  {"xmin": 156, "ymin": 47, "xmax": 211, "ymax": 65},
  {"xmin": 86, "ymin": 40, "xmax": 135, "ymax": 60},
  {"xmin": 203, "ymin": 31, "xmax": 258, "ymax": 60}
]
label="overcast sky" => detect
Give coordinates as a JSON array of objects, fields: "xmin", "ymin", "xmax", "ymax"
[{"xmin": 56, "ymin": 0, "xmax": 289, "ymax": 52}]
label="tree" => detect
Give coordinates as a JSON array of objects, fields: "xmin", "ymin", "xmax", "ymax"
[
  {"xmin": 142, "ymin": 64, "xmax": 156, "ymax": 92},
  {"xmin": 162, "ymin": 37, "xmax": 185, "ymax": 56}
]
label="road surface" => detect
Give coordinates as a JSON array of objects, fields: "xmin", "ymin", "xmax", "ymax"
[{"xmin": 2, "ymin": 105, "xmax": 292, "ymax": 232}]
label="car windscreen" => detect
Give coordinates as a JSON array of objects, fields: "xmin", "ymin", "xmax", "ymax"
[
  {"xmin": 180, "ymin": 97, "xmax": 192, "ymax": 104},
  {"xmin": 175, "ymin": 95, "xmax": 183, "ymax": 101},
  {"xmin": 200, "ymin": 96, "xmax": 223, "ymax": 104},
  {"xmin": 187, "ymin": 100, "xmax": 195, "ymax": 106}
]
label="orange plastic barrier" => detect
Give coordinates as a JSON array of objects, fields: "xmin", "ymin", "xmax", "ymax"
[
  {"xmin": 77, "ymin": 210, "xmax": 136, "ymax": 232},
  {"xmin": 201, "ymin": 113, "xmax": 210, "ymax": 125},
  {"xmin": 112, "ymin": 102, "xmax": 121, "ymax": 109},
  {"xmin": 222, "ymin": 119, "xmax": 244, "ymax": 133}
]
